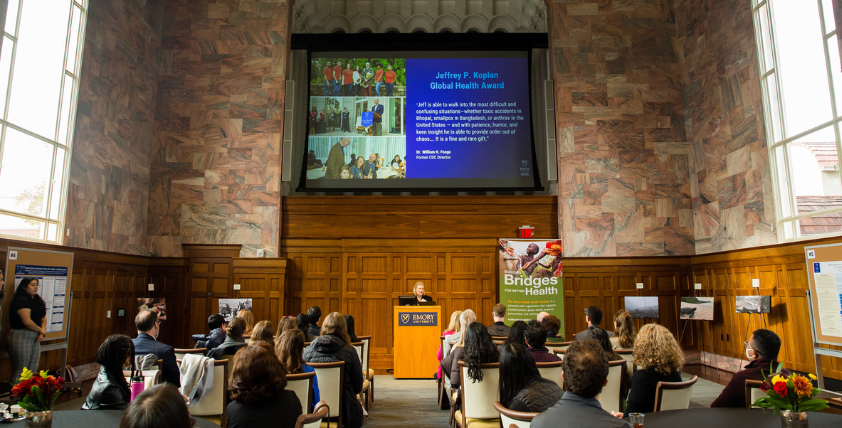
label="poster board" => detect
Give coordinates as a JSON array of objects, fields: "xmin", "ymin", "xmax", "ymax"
[
  {"xmin": 497, "ymin": 238, "xmax": 563, "ymax": 332},
  {"xmin": 804, "ymin": 244, "xmax": 842, "ymax": 347},
  {"xmin": 2, "ymin": 247, "xmax": 74, "ymax": 344}
]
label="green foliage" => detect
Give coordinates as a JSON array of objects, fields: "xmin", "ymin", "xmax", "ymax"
[{"xmin": 680, "ymin": 297, "xmax": 707, "ymax": 304}]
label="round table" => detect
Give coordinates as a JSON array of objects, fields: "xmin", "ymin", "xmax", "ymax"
[
  {"xmin": 6, "ymin": 410, "xmax": 220, "ymax": 427},
  {"xmin": 637, "ymin": 408, "xmax": 842, "ymax": 427}
]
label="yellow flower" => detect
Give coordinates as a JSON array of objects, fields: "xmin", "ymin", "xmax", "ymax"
[
  {"xmin": 39, "ymin": 370, "xmax": 49, "ymax": 378},
  {"xmin": 808, "ymin": 373, "xmax": 817, "ymax": 381},
  {"xmin": 792, "ymin": 375, "xmax": 813, "ymax": 397},
  {"xmin": 771, "ymin": 375, "xmax": 784, "ymax": 385},
  {"xmin": 19, "ymin": 367, "xmax": 32, "ymax": 381}
]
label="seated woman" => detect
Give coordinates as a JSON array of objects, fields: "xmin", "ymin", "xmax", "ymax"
[
  {"xmin": 441, "ymin": 310, "xmax": 476, "ymax": 389},
  {"xmin": 611, "ymin": 309, "xmax": 636, "ymax": 349},
  {"xmin": 236, "ymin": 309, "xmax": 254, "ymax": 337},
  {"xmin": 296, "ymin": 313, "xmax": 311, "ymax": 341},
  {"xmin": 624, "ymin": 324, "xmax": 684, "ymax": 416},
  {"xmin": 208, "ymin": 316, "xmax": 248, "ymax": 359},
  {"xmin": 437, "ymin": 310, "xmax": 462, "ymax": 380},
  {"xmin": 83, "ymin": 334, "xmax": 134, "ymax": 410},
  {"xmin": 227, "ymin": 342, "xmax": 302, "ymax": 428},
  {"xmin": 501, "ymin": 321, "xmax": 528, "ymax": 349},
  {"xmin": 447, "ymin": 322, "xmax": 500, "ymax": 408},
  {"xmin": 344, "ymin": 314, "xmax": 360, "ymax": 343},
  {"xmin": 498, "ymin": 343, "xmax": 562, "ymax": 412},
  {"xmin": 303, "ymin": 312, "xmax": 364, "ymax": 428},
  {"xmin": 119, "ymin": 384, "xmax": 193, "ymax": 428},
  {"xmin": 350, "ymin": 157, "xmax": 366, "ymax": 179},
  {"xmin": 275, "ymin": 316, "xmax": 297, "ymax": 338},
  {"xmin": 251, "ymin": 320, "xmax": 275, "ymax": 346},
  {"xmin": 276, "ymin": 330, "xmax": 321, "ymax": 411},
  {"xmin": 542, "ymin": 314, "xmax": 565, "ymax": 343}
]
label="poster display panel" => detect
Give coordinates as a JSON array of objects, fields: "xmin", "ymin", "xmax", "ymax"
[{"xmin": 497, "ymin": 239, "xmax": 563, "ymax": 331}]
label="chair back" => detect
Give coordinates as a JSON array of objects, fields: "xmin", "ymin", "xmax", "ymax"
[
  {"xmin": 295, "ymin": 401, "xmax": 330, "ymax": 428},
  {"xmin": 745, "ymin": 379, "xmax": 765, "ymax": 408},
  {"xmin": 123, "ymin": 370, "xmax": 161, "ymax": 390},
  {"xmin": 551, "ymin": 349, "xmax": 565, "ymax": 360},
  {"xmin": 654, "ymin": 375, "xmax": 698, "ymax": 411},
  {"xmin": 545, "ymin": 341, "xmax": 573, "ymax": 353},
  {"xmin": 357, "ymin": 335, "xmax": 372, "ymax": 376},
  {"xmin": 597, "ymin": 360, "xmax": 626, "ymax": 413},
  {"xmin": 287, "ymin": 371, "xmax": 316, "ymax": 412},
  {"xmin": 615, "ymin": 349, "xmax": 634, "ymax": 374},
  {"xmin": 441, "ymin": 335, "xmax": 449, "ymax": 358},
  {"xmin": 308, "ymin": 361, "xmax": 346, "ymax": 428},
  {"xmin": 186, "ymin": 360, "xmax": 228, "ymax": 418},
  {"xmin": 458, "ymin": 362, "xmax": 500, "ymax": 420},
  {"xmin": 535, "ymin": 361, "xmax": 563, "ymax": 389},
  {"xmin": 493, "ymin": 401, "xmax": 537, "ymax": 428},
  {"xmin": 352, "ymin": 342, "xmax": 364, "ymax": 365},
  {"xmin": 175, "ymin": 348, "xmax": 207, "ymax": 361},
  {"xmin": 220, "ymin": 354, "xmax": 237, "ymax": 380}
]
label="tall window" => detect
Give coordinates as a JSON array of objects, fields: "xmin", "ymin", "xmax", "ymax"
[{"xmin": 0, "ymin": 0, "xmax": 86, "ymax": 243}]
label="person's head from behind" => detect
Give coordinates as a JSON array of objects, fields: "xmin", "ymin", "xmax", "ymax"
[
  {"xmin": 633, "ymin": 323, "xmax": 685, "ymax": 375},
  {"xmin": 492, "ymin": 304, "xmax": 506, "ymax": 322},
  {"xmin": 97, "ymin": 334, "xmax": 135, "ymax": 377},
  {"xmin": 562, "ymin": 339, "xmax": 609, "ymax": 399},
  {"xmin": 276, "ymin": 330, "xmax": 307, "ymax": 374},
  {"xmin": 463, "ymin": 321, "xmax": 499, "ymax": 382},
  {"xmin": 505, "ymin": 321, "xmax": 528, "ymax": 347},
  {"xmin": 499, "ymin": 343, "xmax": 541, "ymax": 407},
  {"xmin": 251, "ymin": 320, "xmax": 274, "ymax": 345},
  {"xmin": 236, "ymin": 309, "xmax": 254, "ymax": 332},
  {"xmin": 119, "ymin": 384, "xmax": 193, "ymax": 428},
  {"xmin": 276, "ymin": 317, "xmax": 297, "ymax": 337},
  {"xmin": 226, "ymin": 316, "xmax": 246, "ymax": 340},
  {"xmin": 207, "ymin": 314, "xmax": 224, "ymax": 331},
  {"xmin": 322, "ymin": 312, "xmax": 352, "ymax": 344},
  {"xmin": 230, "ymin": 342, "xmax": 288, "ymax": 405},
  {"xmin": 447, "ymin": 310, "xmax": 463, "ymax": 333},
  {"xmin": 455, "ymin": 309, "xmax": 477, "ymax": 347},
  {"xmin": 296, "ymin": 313, "xmax": 309, "ymax": 333},
  {"xmin": 586, "ymin": 306, "xmax": 603, "ymax": 327},
  {"xmin": 543, "ymin": 314, "xmax": 561, "ymax": 338},
  {"xmin": 308, "ymin": 306, "xmax": 322, "ymax": 326},
  {"xmin": 613, "ymin": 309, "xmax": 636, "ymax": 349},
  {"xmin": 748, "ymin": 329, "xmax": 781, "ymax": 361},
  {"xmin": 344, "ymin": 314, "xmax": 357, "ymax": 340},
  {"xmin": 524, "ymin": 320, "xmax": 547, "ymax": 349},
  {"xmin": 536, "ymin": 311, "xmax": 549, "ymax": 322},
  {"xmin": 586, "ymin": 326, "xmax": 613, "ymax": 356},
  {"xmin": 135, "ymin": 310, "xmax": 159, "ymax": 337}
]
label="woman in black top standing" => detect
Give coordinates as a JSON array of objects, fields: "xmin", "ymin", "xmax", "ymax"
[{"xmin": 9, "ymin": 277, "xmax": 46, "ymax": 382}]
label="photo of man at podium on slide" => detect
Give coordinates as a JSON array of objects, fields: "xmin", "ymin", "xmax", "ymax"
[{"xmin": 399, "ymin": 281, "xmax": 435, "ymax": 306}]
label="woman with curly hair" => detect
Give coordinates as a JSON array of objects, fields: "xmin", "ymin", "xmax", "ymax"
[
  {"xmin": 623, "ymin": 323, "xmax": 684, "ymax": 416},
  {"xmin": 611, "ymin": 309, "xmax": 636, "ymax": 349},
  {"xmin": 227, "ymin": 342, "xmax": 302, "ymax": 427}
]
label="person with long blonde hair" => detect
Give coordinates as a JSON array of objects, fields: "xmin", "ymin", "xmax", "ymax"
[
  {"xmin": 611, "ymin": 309, "xmax": 636, "ymax": 349},
  {"xmin": 440, "ymin": 309, "xmax": 477, "ymax": 389},
  {"xmin": 624, "ymin": 324, "xmax": 684, "ymax": 416},
  {"xmin": 275, "ymin": 330, "xmax": 320, "ymax": 411},
  {"xmin": 251, "ymin": 320, "xmax": 274, "ymax": 346},
  {"xmin": 437, "ymin": 310, "xmax": 462, "ymax": 380},
  {"xmin": 236, "ymin": 309, "xmax": 255, "ymax": 337}
]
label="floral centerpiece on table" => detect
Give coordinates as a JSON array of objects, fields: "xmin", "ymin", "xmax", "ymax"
[
  {"xmin": 751, "ymin": 362, "xmax": 828, "ymax": 426},
  {"xmin": 10, "ymin": 367, "xmax": 64, "ymax": 412}
]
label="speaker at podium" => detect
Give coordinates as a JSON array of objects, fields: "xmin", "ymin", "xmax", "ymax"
[{"xmin": 393, "ymin": 305, "xmax": 441, "ymax": 378}]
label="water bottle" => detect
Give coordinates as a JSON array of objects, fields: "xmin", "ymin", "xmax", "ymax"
[{"xmin": 130, "ymin": 370, "xmax": 145, "ymax": 401}]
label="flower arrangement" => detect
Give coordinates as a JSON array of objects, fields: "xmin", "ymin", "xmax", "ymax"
[
  {"xmin": 751, "ymin": 362, "xmax": 828, "ymax": 414},
  {"xmin": 10, "ymin": 368, "xmax": 64, "ymax": 412}
]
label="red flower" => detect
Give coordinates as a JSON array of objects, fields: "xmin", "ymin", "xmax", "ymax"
[{"xmin": 773, "ymin": 381, "xmax": 788, "ymax": 397}]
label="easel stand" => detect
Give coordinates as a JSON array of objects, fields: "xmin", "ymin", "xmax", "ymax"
[
  {"xmin": 678, "ymin": 287, "xmax": 719, "ymax": 377},
  {"xmin": 738, "ymin": 286, "xmax": 768, "ymax": 371}
]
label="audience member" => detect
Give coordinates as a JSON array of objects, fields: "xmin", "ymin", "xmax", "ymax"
[
  {"xmin": 132, "ymin": 310, "xmax": 180, "ymax": 387},
  {"xmin": 208, "ymin": 316, "xmax": 248, "ymax": 360},
  {"xmin": 588, "ymin": 326, "xmax": 630, "ymax": 402},
  {"xmin": 711, "ymin": 329, "xmax": 781, "ymax": 408},
  {"xmin": 303, "ymin": 312, "xmax": 364, "ymax": 428},
  {"xmin": 531, "ymin": 340, "xmax": 630, "ymax": 428},
  {"xmin": 251, "ymin": 320, "xmax": 275, "ymax": 346},
  {"xmin": 462, "ymin": 322, "xmax": 500, "ymax": 385},
  {"xmin": 574, "ymin": 306, "xmax": 614, "ymax": 340},
  {"xmin": 344, "ymin": 314, "xmax": 360, "ymax": 343},
  {"xmin": 542, "ymin": 314, "xmax": 565, "ymax": 343},
  {"xmin": 536, "ymin": 311, "xmax": 550, "ymax": 322},
  {"xmin": 227, "ymin": 342, "xmax": 302, "ymax": 428},
  {"xmin": 307, "ymin": 306, "xmax": 322, "ymax": 338},
  {"xmin": 236, "ymin": 309, "xmax": 255, "ymax": 336},
  {"xmin": 437, "ymin": 310, "xmax": 462, "ymax": 380},
  {"xmin": 205, "ymin": 314, "xmax": 226, "ymax": 351},
  {"xmin": 119, "ymin": 384, "xmax": 193, "ymax": 428},
  {"xmin": 443, "ymin": 309, "xmax": 475, "ymax": 357},
  {"xmin": 611, "ymin": 310, "xmax": 636, "ymax": 349},
  {"xmin": 83, "ymin": 334, "xmax": 134, "ymax": 410},
  {"xmin": 499, "ymin": 343, "xmax": 563, "ymax": 412},
  {"xmin": 296, "ymin": 313, "xmax": 311, "ymax": 340},
  {"xmin": 276, "ymin": 330, "xmax": 321, "ymax": 411},
  {"xmin": 503, "ymin": 321, "xmax": 528, "ymax": 349},
  {"xmin": 487, "ymin": 303, "xmax": 511, "ymax": 337},
  {"xmin": 440, "ymin": 310, "xmax": 476, "ymax": 389},
  {"xmin": 624, "ymin": 324, "xmax": 684, "ymax": 416},
  {"xmin": 524, "ymin": 320, "xmax": 561, "ymax": 362},
  {"xmin": 275, "ymin": 316, "xmax": 297, "ymax": 338}
]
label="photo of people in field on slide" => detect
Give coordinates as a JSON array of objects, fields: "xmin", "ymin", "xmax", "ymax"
[
  {"xmin": 498, "ymin": 239, "xmax": 562, "ymax": 279},
  {"xmin": 311, "ymin": 58, "xmax": 407, "ymax": 97}
]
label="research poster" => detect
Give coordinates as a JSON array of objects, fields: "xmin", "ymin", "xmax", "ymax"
[
  {"xmin": 812, "ymin": 261, "xmax": 842, "ymax": 337},
  {"xmin": 497, "ymin": 239, "xmax": 563, "ymax": 331},
  {"xmin": 14, "ymin": 264, "xmax": 68, "ymax": 333}
]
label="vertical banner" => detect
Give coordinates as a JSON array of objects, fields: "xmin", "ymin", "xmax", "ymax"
[{"xmin": 498, "ymin": 239, "xmax": 563, "ymax": 331}]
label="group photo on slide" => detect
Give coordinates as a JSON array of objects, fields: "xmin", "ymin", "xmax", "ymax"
[
  {"xmin": 308, "ymin": 97, "xmax": 405, "ymax": 137},
  {"xmin": 306, "ymin": 136, "xmax": 407, "ymax": 180},
  {"xmin": 310, "ymin": 57, "xmax": 406, "ymax": 97}
]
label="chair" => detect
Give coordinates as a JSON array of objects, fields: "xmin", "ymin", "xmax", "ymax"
[
  {"xmin": 351, "ymin": 341, "xmax": 371, "ymax": 410},
  {"xmin": 551, "ymin": 349, "xmax": 564, "ymax": 359},
  {"xmin": 493, "ymin": 401, "xmax": 538, "ymax": 428},
  {"xmin": 179, "ymin": 359, "xmax": 228, "ymax": 428},
  {"xmin": 597, "ymin": 360, "xmax": 627, "ymax": 413},
  {"xmin": 615, "ymin": 349, "xmax": 634, "ymax": 374},
  {"xmin": 653, "ymin": 375, "xmax": 698, "ymax": 411},
  {"xmin": 221, "ymin": 354, "xmax": 236, "ymax": 380},
  {"xmin": 308, "ymin": 361, "xmax": 346, "ymax": 428},
  {"xmin": 175, "ymin": 348, "xmax": 207, "ymax": 360},
  {"xmin": 745, "ymin": 379, "xmax": 765, "ymax": 408},
  {"xmin": 295, "ymin": 401, "xmax": 330, "ymax": 428},
  {"xmin": 536, "ymin": 361, "xmax": 563, "ymax": 389},
  {"xmin": 287, "ymin": 371, "xmax": 316, "ymax": 413},
  {"xmin": 122, "ymin": 370, "xmax": 161, "ymax": 390},
  {"xmin": 451, "ymin": 361, "xmax": 500, "ymax": 428},
  {"xmin": 492, "ymin": 336, "xmax": 507, "ymax": 346},
  {"xmin": 438, "ymin": 335, "xmax": 449, "ymax": 410},
  {"xmin": 545, "ymin": 341, "xmax": 573, "ymax": 353},
  {"xmin": 357, "ymin": 335, "xmax": 373, "ymax": 407}
]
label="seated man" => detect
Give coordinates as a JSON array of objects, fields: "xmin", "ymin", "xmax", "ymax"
[
  {"xmin": 525, "ymin": 320, "xmax": 560, "ymax": 362},
  {"xmin": 205, "ymin": 314, "xmax": 226, "ymax": 351},
  {"xmin": 574, "ymin": 306, "xmax": 613, "ymax": 340},
  {"xmin": 132, "ymin": 310, "xmax": 180, "ymax": 387},
  {"xmin": 307, "ymin": 306, "xmax": 322, "ymax": 338},
  {"xmin": 711, "ymin": 328, "xmax": 781, "ymax": 408},
  {"xmin": 532, "ymin": 339, "xmax": 630, "ymax": 428},
  {"xmin": 487, "ymin": 303, "xmax": 511, "ymax": 337},
  {"xmin": 543, "ymin": 314, "xmax": 565, "ymax": 342}
]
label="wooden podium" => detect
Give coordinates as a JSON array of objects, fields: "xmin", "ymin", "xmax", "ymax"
[{"xmin": 393, "ymin": 305, "xmax": 441, "ymax": 378}]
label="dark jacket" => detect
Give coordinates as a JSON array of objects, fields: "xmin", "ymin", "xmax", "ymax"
[
  {"xmin": 132, "ymin": 333, "xmax": 180, "ymax": 387},
  {"xmin": 532, "ymin": 392, "xmax": 631, "ymax": 428},
  {"xmin": 206, "ymin": 328, "xmax": 226, "ymax": 350},
  {"xmin": 207, "ymin": 336, "xmax": 247, "ymax": 360},
  {"xmin": 528, "ymin": 346, "xmax": 562, "ymax": 363},
  {"xmin": 226, "ymin": 389, "xmax": 302, "ymax": 428},
  {"xmin": 441, "ymin": 346, "xmax": 464, "ymax": 388},
  {"xmin": 82, "ymin": 366, "xmax": 130, "ymax": 410},
  {"xmin": 624, "ymin": 368, "xmax": 683, "ymax": 416},
  {"xmin": 509, "ymin": 377, "xmax": 563, "ymax": 413},
  {"xmin": 711, "ymin": 357, "xmax": 778, "ymax": 408},
  {"xmin": 307, "ymin": 324, "xmax": 321, "ymax": 338},
  {"xmin": 574, "ymin": 328, "xmax": 614, "ymax": 341},
  {"xmin": 303, "ymin": 335, "xmax": 364, "ymax": 428},
  {"xmin": 487, "ymin": 322, "xmax": 511, "ymax": 337}
]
